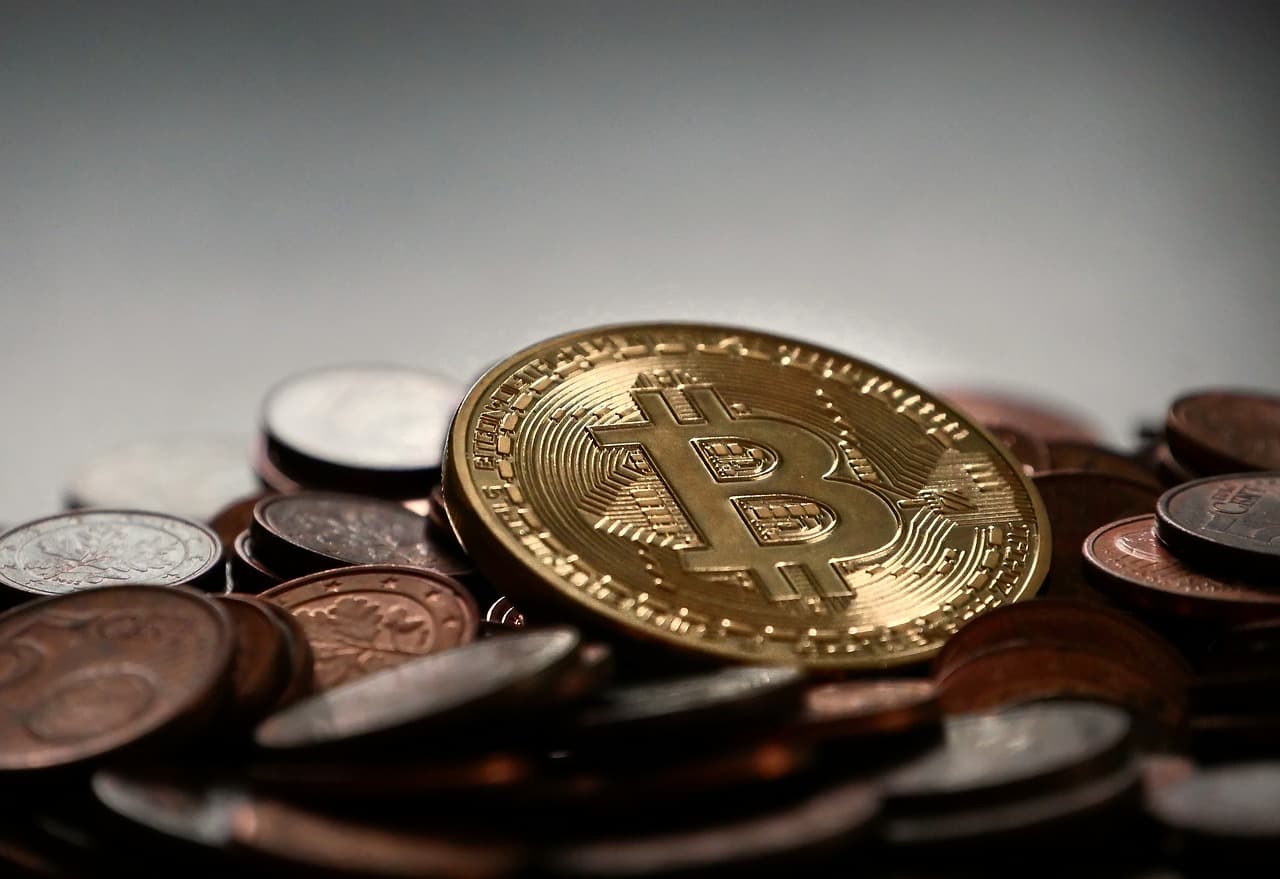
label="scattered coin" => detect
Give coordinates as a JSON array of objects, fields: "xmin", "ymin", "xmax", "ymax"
[
  {"xmin": 207, "ymin": 493, "xmax": 269, "ymax": 552},
  {"xmin": 987, "ymin": 422, "xmax": 1052, "ymax": 473},
  {"xmin": 938, "ymin": 387, "xmax": 1100, "ymax": 443},
  {"xmin": 1155, "ymin": 473, "xmax": 1280, "ymax": 578},
  {"xmin": 250, "ymin": 491, "xmax": 471, "ymax": 580},
  {"xmin": 215, "ymin": 595, "xmax": 293, "ymax": 725},
  {"xmin": 258, "ymin": 601, "xmax": 314, "ymax": 708},
  {"xmin": 1084, "ymin": 515, "xmax": 1280, "ymax": 622},
  {"xmin": 0, "ymin": 510, "xmax": 225, "ymax": 601},
  {"xmin": 260, "ymin": 364, "xmax": 463, "ymax": 498},
  {"xmin": 0, "ymin": 586, "xmax": 233, "ymax": 771},
  {"xmin": 259, "ymin": 565, "xmax": 479, "ymax": 690},
  {"xmin": 64, "ymin": 436, "xmax": 258, "ymax": 523},
  {"xmin": 787, "ymin": 679, "xmax": 941, "ymax": 742},
  {"xmin": 245, "ymin": 750, "xmax": 533, "ymax": 802},
  {"xmin": 228, "ymin": 530, "xmax": 282, "ymax": 593},
  {"xmin": 254, "ymin": 627, "xmax": 581, "ymax": 752},
  {"xmin": 1152, "ymin": 441, "xmax": 1201, "ymax": 487},
  {"xmin": 1148, "ymin": 761, "xmax": 1280, "ymax": 842},
  {"xmin": 445, "ymin": 324, "xmax": 1049, "ymax": 670},
  {"xmin": 1046, "ymin": 441, "xmax": 1161, "ymax": 488},
  {"xmin": 1165, "ymin": 390, "xmax": 1280, "ymax": 475}
]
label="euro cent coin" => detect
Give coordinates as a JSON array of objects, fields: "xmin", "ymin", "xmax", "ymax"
[{"xmin": 443, "ymin": 323, "xmax": 1049, "ymax": 669}]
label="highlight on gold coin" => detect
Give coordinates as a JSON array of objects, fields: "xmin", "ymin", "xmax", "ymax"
[{"xmin": 444, "ymin": 324, "xmax": 1049, "ymax": 669}]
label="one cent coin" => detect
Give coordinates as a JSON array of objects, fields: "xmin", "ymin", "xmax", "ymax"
[
  {"xmin": 260, "ymin": 364, "xmax": 464, "ymax": 499},
  {"xmin": 1045, "ymin": 441, "xmax": 1161, "ymax": 488},
  {"xmin": 259, "ymin": 565, "xmax": 479, "ymax": 690},
  {"xmin": 0, "ymin": 510, "xmax": 225, "ymax": 602},
  {"xmin": 64, "ymin": 436, "xmax": 258, "ymax": 523},
  {"xmin": 258, "ymin": 601, "xmax": 314, "ymax": 708},
  {"xmin": 0, "ymin": 585, "xmax": 234, "ymax": 771},
  {"xmin": 1152, "ymin": 442, "xmax": 1201, "ymax": 487},
  {"xmin": 215, "ymin": 595, "xmax": 293, "ymax": 725},
  {"xmin": 254, "ymin": 627, "xmax": 581, "ymax": 752},
  {"xmin": 1165, "ymin": 390, "xmax": 1280, "ymax": 475},
  {"xmin": 1084, "ymin": 514, "xmax": 1280, "ymax": 622},
  {"xmin": 229, "ymin": 531, "xmax": 283, "ymax": 594},
  {"xmin": 1032, "ymin": 472, "xmax": 1162, "ymax": 603},
  {"xmin": 250, "ymin": 492, "xmax": 470, "ymax": 580},
  {"xmin": 788, "ymin": 679, "xmax": 940, "ymax": 742},
  {"xmin": 1155, "ymin": 472, "xmax": 1280, "ymax": 578}
]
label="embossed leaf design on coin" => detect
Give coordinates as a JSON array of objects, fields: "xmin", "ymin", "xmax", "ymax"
[{"xmin": 260, "ymin": 566, "xmax": 479, "ymax": 690}]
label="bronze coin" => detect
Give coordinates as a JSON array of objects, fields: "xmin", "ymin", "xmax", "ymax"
[
  {"xmin": 1046, "ymin": 441, "xmax": 1161, "ymax": 488},
  {"xmin": 1165, "ymin": 390, "xmax": 1280, "ymax": 475},
  {"xmin": 1155, "ymin": 472, "xmax": 1280, "ymax": 578},
  {"xmin": 933, "ymin": 599, "xmax": 1189, "ymax": 687},
  {"xmin": 215, "ymin": 595, "xmax": 293, "ymax": 725},
  {"xmin": 1032, "ymin": 472, "xmax": 1162, "ymax": 602},
  {"xmin": 250, "ymin": 491, "xmax": 471, "ymax": 580},
  {"xmin": 484, "ymin": 596, "xmax": 526, "ymax": 634},
  {"xmin": 0, "ymin": 585, "xmax": 233, "ymax": 771},
  {"xmin": 260, "ymin": 364, "xmax": 464, "ymax": 499},
  {"xmin": 0, "ymin": 510, "xmax": 226, "ymax": 601},
  {"xmin": 934, "ymin": 643, "xmax": 1187, "ymax": 733},
  {"xmin": 207, "ymin": 493, "xmax": 270, "ymax": 553},
  {"xmin": 254, "ymin": 627, "xmax": 581, "ymax": 752},
  {"xmin": 938, "ymin": 387, "xmax": 1100, "ymax": 443},
  {"xmin": 882, "ymin": 702, "xmax": 1133, "ymax": 809},
  {"xmin": 258, "ymin": 601, "xmax": 314, "ymax": 708},
  {"xmin": 245, "ymin": 750, "xmax": 532, "ymax": 801},
  {"xmin": 1084, "ymin": 515, "xmax": 1280, "ymax": 622},
  {"xmin": 1148, "ymin": 761, "xmax": 1280, "ymax": 841},
  {"xmin": 229, "ymin": 531, "xmax": 282, "ymax": 594},
  {"xmin": 987, "ymin": 423, "xmax": 1051, "ymax": 474},
  {"xmin": 259, "ymin": 565, "xmax": 479, "ymax": 690},
  {"xmin": 1152, "ymin": 441, "xmax": 1201, "ymax": 487},
  {"xmin": 544, "ymin": 779, "xmax": 879, "ymax": 877},
  {"xmin": 788, "ymin": 679, "xmax": 940, "ymax": 742}
]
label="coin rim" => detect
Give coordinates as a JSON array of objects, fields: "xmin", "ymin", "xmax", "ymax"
[
  {"xmin": 443, "ymin": 321, "xmax": 1051, "ymax": 669},
  {"xmin": 1155, "ymin": 471, "xmax": 1280, "ymax": 575}
]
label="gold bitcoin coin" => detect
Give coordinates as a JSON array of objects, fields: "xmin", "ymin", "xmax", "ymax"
[{"xmin": 444, "ymin": 324, "xmax": 1049, "ymax": 669}]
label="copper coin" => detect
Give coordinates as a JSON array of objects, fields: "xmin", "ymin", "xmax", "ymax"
[
  {"xmin": 1148, "ymin": 762, "xmax": 1280, "ymax": 841},
  {"xmin": 1046, "ymin": 441, "xmax": 1161, "ymax": 488},
  {"xmin": 250, "ymin": 491, "xmax": 471, "ymax": 580},
  {"xmin": 545, "ymin": 779, "xmax": 879, "ymax": 877},
  {"xmin": 788, "ymin": 679, "xmax": 940, "ymax": 742},
  {"xmin": 987, "ymin": 423, "xmax": 1051, "ymax": 474},
  {"xmin": 258, "ymin": 601, "xmax": 314, "ymax": 708},
  {"xmin": 252, "ymin": 437, "xmax": 305, "ymax": 494},
  {"xmin": 259, "ymin": 565, "xmax": 479, "ymax": 690},
  {"xmin": 1152, "ymin": 442, "xmax": 1201, "ymax": 487},
  {"xmin": 933, "ymin": 599, "xmax": 1189, "ymax": 687},
  {"xmin": 938, "ymin": 387, "xmax": 1100, "ymax": 443},
  {"xmin": 229, "ymin": 531, "xmax": 282, "ymax": 594},
  {"xmin": 254, "ymin": 627, "xmax": 581, "ymax": 752},
  {"xmin": 207, "ymin": 493, "xmax": 270, "ymax": 552},
  {"xmin": 245, "ymin": 750, "xmax": 532, "ymax": 801},
  {"xmin": 484, "ymin": 596, "xmax": 526, "ymax": 634},
  {"xmin": 1166, "ymin": 390, "xmax": 1280, "ymax": 475},
  {"xmin": 934, "ymin": 643, "xmax": 1187, "ymax": 733},
  {"xmin": 260, "ymin": 364, "xmax": 464, "ymax": 499},
  {"xmin": 1032, "ymin": 472, "xmax": 1162, "ymax": 602},
  {"xmin": 0, "ymin": 585, "xmax": 233, "ymax": 771},
  {"xmin": 1084, "ymin": 515, "xmax": 1280, "ymax": 622},
  {"xmin": 0, "ymin": 510, "xmax": 225, "ymax": 601},
  {"xmin": 64, "ymin": 436, "xmax": 258, "ymax": 523},
  {"xmin": 215, "ymin": 595, "xmax": 293, "ymax": 725},
  {"xmin": 1155, "ymin": 472, "xmax": 1280, "ymax": 577}
]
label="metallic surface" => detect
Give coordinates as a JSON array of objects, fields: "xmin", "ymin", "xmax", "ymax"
[
  {"xmin": 216, "ymin": 595, "xmax": 292, "ymax": 723},
  {"xmin": 1155, "ymin": 472, "xmax": 1280, "ymax": 577},
  {"xmin": 1165, "ymin": 391, "xmax": 1280, "ymax": 474},
  {"xmin": 445, "ymin": 323, "xmax": 1049, "ymax": 669}
]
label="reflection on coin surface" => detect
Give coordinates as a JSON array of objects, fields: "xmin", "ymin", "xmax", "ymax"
[
  {"xmin": 251, "ymin": 492, "xmax": 470, "ymax": 579},
  {"xmin": 445, "ymin": 324, "xmax": 1048, "ymax": 669},
  {"xmin": 0, "ymin": 510, "xmax": 225, "ymax": 599},
  {"xmin": 1155, "ymin": 473, "xmax": 1280, "ymax": 577},
  {"xmin": 260, "ymin": 565, "xmax": 479, "ymax": 690},
  {"xmin": 0, "ymin": 586, "xmax": 233, "ymax": 770}
]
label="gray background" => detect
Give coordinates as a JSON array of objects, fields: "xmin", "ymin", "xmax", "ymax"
[{"xmin": 2, "ymin": 1, "xmax": 1278, "ymax": 525}]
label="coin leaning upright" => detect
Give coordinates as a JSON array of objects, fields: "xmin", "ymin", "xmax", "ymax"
[{"xmin": 443, "ymin": 323, "xmax": 1049, "ymax": 669}]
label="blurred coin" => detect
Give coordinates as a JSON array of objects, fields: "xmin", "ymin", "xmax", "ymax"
[
  {"xmin": 934, "ymin": 643, "xmax": 1187, "ymax": 733},
  {"xmin": 1046, "ymin": 441, "xmax": 1161, "ymax": 488},
  {"xmin": 245, "ymin": 750, "xmax": 532, "ymax": 801},
  {"xmin": 1084, "ymin": 515, "xmax": 1280, "ymax": 622},
  {"xmin": 1148, "ymin": 761, "xmax": 1280, "ymax": 844},
  {"xmin": 91, "ymin": 769, "xmax": 243, "ymax": 851},
  {"xmin": 933, "ymin": 599, "xmax": 1189, "ymax": 687},
  {"xmin": 544, "ymin": 778, "xmax": 879, "ymax": 877},
  {"xmin": 254, "ymin": 627, "xmax": 581, "ymax": 752},
  {"xmin": 938, "ymin": 387, "xmax": 1100, "ymax": 443},
  {"xmin": 228, "ymin": 531, "xmax": 282, "ymax": 594},
  {"xmin": 427, "ymin": 483, "xmax": 452, "ymax": 535},
  {"xmin": 258, "ymin": 601, "xmax": 314, "ymax": 708},
  {"xmin": 1152, "ymin": 442, "xmax": 1201, "ymax": 487},
  {"xmin": 261, "ymin": 364, "xmax": 463, "ymax": 499},
  {"xmin": 0, "ymin": 585, "xmax": 233, "ymax": 771},
  {"xmin": 215, "ymin": 595, "xmax": 293, "ymax": 726},
  {"xmin": 1188, "ymin": 715, "xmax": 1280, "ymax": 762},
  {"xmin": 1032, "ymin": 472, "xmax": 1162, "ymax": 602},
  {"xmin": 484, "ymin": 596, "xmax": 526, "ymax": 634},
  {"xmin": 883, "ymin": 702, "xmax": 1133, "ymax": 810},
  {"xmin": 207, "ymin": 493, "xmax": 269, "ymax": 553},
  {"xmin": 1165, "ymin": 390, "xmax": 1280, "ymax": 475},
  {"xmin": 988, "ymin": 423, "xmax": 1051, "ymax": 474},
  {"xmin": 250, "ymin": 491, "xmax": 471, "ymax": 580},
  {"xmin": 0, "ymin": 510, "xmax": 225, "ymax": 601},
  {"xmin": 1202, "ymin": 619, "xmax": 1280, "ymax": 671},
  {"xmin": 1155, "ymin": 473, "xmax": 1280, "ymax": 578},
  {"xmin": 259, "ymin": 565, "xmax": 478, "ymax": 690},
  {"xmin": 64, "ymin": 436, "xmax": 257, "ymax": 523},
  {"xmin": 786, "ymin": 679, "xmax": 940, "ymax": 743},
  {"xmin": 252, "ymin": 438, "xmax": 304, "ymax": 494},
  {"xmin": 549, "ymin": 642, "xmax": 614, "ymax": 705}
]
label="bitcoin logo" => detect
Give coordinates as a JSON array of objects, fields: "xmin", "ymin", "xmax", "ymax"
[{"xmin": 589, "ymin": 385, "xmax": 900, "ymax": 605}]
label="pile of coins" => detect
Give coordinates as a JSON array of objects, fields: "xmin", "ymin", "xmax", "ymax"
[{"xmin": 0, "ymin": 323, "xmax": 1277, "ymax": 877}]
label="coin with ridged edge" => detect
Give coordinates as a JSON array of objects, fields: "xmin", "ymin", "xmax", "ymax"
[{"xmin": 444, "ymin": 323, "xmax": 1049, "ymax": 669}]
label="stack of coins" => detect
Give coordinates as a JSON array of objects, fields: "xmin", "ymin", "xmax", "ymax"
[{"xmin": 0, "ymin": 323, "xmax": 1277, "ymax": 877}]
